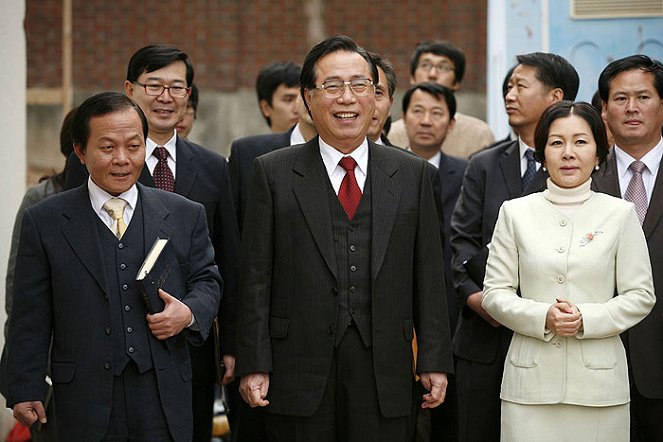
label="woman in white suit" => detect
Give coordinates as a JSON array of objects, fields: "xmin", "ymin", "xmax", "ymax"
[{"xmin": 482, "ymin": 101, "xmax": 655, "ymax": 442}]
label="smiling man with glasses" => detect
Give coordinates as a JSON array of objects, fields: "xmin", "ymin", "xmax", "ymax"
[
  {"xmin": 236, "ymin": 35, "xmax": 453, "ymax": 442},
  {"xmin": 388, "ymin": 40, "xmax": 495, "ymax": 158}
]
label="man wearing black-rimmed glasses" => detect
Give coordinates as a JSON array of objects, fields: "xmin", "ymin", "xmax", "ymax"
[{"xmin": 235, "ymin": 35, "xmax": 453, "ymax": 442}]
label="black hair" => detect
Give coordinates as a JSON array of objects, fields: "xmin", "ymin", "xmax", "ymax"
[
  {"xmin": 409, "ymin": 40, "xmax": 466, "ymax": 83},
  {"xmin": 402, "ymin": 82, "xmax": 457, "ymax": 121},
  {"xmin": 255, "ymin": 61, "xmax": 301, "ymax": 126},
  {"xmin": 367, "ymin": 51, "xmax": 397, "ymax": 98},
  {"xmin": 126, "ymin": 45, "xmax": 194, "ymax": 86},
  {"xmin": 598, "ymin": 54, "xmax": 663, "ymax": 102},
  {"xmin": 516, "ymin": 52, "xmax": 579, "ymax": 100},
  {"xmin": 534, "ymin": 101, "xmax": 609, "ymax": 169},
  {"xmin": 72, "ymin": 92, "xmax": 148, "ymax": 151},
  {"xmin": 188, "ymin": 83, "xmax": 199, "ymax": 117}
]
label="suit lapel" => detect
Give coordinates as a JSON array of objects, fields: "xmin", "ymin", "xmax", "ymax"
[
  {"xmin": 370, "ymin": 142, "xmax": 400, "ymax": 280},
  {"xmin": 173, "ymin": 137, "xmax": 198, "ymax": 197},
  {"xmin": 644, "ymin": 159, "xmax": 663, "ymax": 238},
  {"xmin": 138, "ymin": 184, "xmax": 173, "ymax": 251},
  {"xmin": 138, "ymin": 164, "xmax": 155, "ymax": 187},
  {"xmin": 592, "ymin": 151, "xmax": 621, "ymax": 198},
  {"xmin": 291, "ymin": 139, "xmax": 338, "ymax": 280},
  {"xmin": 499, "ymin": 141, "xmax": 523, "ymax": 199},
  {"xmin": 60, "ymin": 186, "xmax": 110, "ymax": 296},
  {"xmin": 438, "ymin": 153, "xmax": 456, "ymax": 206}
]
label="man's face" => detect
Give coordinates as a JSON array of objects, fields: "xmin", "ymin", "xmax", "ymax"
[
  {"xmin": 261, "ymin": 84, "xmax": 300, "ymax": 133},
  {"xmin": 404, "ymin": 89, "xmax": 455, "ymax": 154},
  {"xmin": 367, "ymin": 66, "xmax": 393, "ymax": 142},
  {"xmin": 176, "ymin": 103, "xmax": 195, "ymax": 139},
  {"xmin": 603, "ymin": 69, "xmax": 663, "ymax": 152},
  {"xmin": 304, "ymin": 50, "xmax": 375, "ymax": 153},
  {"xmin": 505, "ymin": 64, "xmax": 559, "ymax": 135},
  {"xmin": 73, "ymin": 108, "xmax": 146, "ymax": 196},
  {"xmin": 411, "ymin": 52, "xmax": 458, "ymax": 90},
  {"xmin": 125, "ymin": 60, "xmax": 189, "ymax": 139}
]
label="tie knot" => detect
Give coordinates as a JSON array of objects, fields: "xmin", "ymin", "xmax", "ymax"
[
  {"xmin": 103, "ymin": 198, "xmax": 127, "ymax": 221},
  {"xmin": 339, "ymin": 156, "xmax": 357, "ymax": 172},
  {"xmin": 630, "ymin": 160, "xmax": 646, "ymax": 174},
  {"xmin": 524, "ymin": 149, "xmax": 535, "ymax": 162},
  {"xmin": 154, "ymin": 146, "xmax": 169, "ymax": 161}
]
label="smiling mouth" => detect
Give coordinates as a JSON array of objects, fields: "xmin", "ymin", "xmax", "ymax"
[{"xmin": 335, "ymin": 112, "xmax": 358, "ymax": 120}]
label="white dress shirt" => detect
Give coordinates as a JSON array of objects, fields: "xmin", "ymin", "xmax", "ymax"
[
  {"xmin": 87, "ymin": 177, "xmax": 138, "ymax": 235},
  {"xmin": 319, "ymin": 137, "xmax": 369, "ymax": 194}
]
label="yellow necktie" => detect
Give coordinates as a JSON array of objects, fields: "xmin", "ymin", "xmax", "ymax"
[{"xmin": 103, "ymin": 198, "xmax": 128, "ymax": 239}]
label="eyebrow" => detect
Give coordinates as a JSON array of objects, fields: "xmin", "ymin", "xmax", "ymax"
[{"xmin": 144, "ymin": 76, "xmax": 186, "ymax": 85}]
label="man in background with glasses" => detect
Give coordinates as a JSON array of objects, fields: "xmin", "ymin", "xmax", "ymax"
[
  {"xmin": 388, "ymin": 40, "xmax": 494, "ymax": 158},
  {"xmin": 235, "ymin": 35, "xmax": 453, "ymax": 441}
]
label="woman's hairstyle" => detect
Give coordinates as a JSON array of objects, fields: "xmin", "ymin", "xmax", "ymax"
[{"xmin": 534, "ymin": 100, "xmax": 609, "ymax": 168}]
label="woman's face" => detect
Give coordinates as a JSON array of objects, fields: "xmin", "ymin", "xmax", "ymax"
[{"xmin": 544, "ymin": 114, "xmax": 599, "ymax": 188}]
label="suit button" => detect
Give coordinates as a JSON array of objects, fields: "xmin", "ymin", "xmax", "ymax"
[
  {"xmin": 553, "ymin": 341, "xmax": 561, "ymax": 348},
  {"xmin": 104, "ymin": 361, "xmax": 111, "ymax": 370},
  {"xmin": 118, "ymin": 243, "xmax": 125, "ymax": 249},
  {"xmin": 559, "ymin": 219, "xmax": 568, "ymax": 227},
  {"xmin": 124, "ymin": 305, "xmax": 131, "ymax": 312},
  {"xmin": 105, "ymin": 326, "xmax": 112, "ymax": 336},
  {"xmin": 128, "ymin": 346, "xmax": 135, "ymax": 354},
  {"xmin": 331, "ymin": 288, "xmax": 338, "ymax": 296},
  {"xmin": 350, "ymin": 286, "xmax": 357, "ymax": 293},
  {"xmin": 122, "ymin": 284, "xmax": 128, "ymax": 291},
  {"xmin": 556, "ymin": 275, "xmax": 565, "ymax": 284},
  {"xmin": 127, "ymin": 326, "xmax": 133, "ymax": 333},
  {"xmin": 327, "ymin": 326, "xmax": 335, "ymax": 335},
  {"xmin": 556, "ymin": 246, "xmax": 565, "ymax": 253},
  {"xmin": 350, "ymin": 265, "xmax": 357, "ymax": 272},
  {"xmin": 120, "ymin": 263, "xmax": 127, "ymax": 270},
  {"xmin": 349, "ymin": 244, "xmax": 357, "ymax": 252}
]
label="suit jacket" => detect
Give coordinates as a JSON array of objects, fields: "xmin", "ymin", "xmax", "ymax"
[
  {"xmin": 6, "ymin": 184, "xmax": 222, "ymax": 441},
  {"xmin": 593, "ymin": 150, "xmax": 663, "ymax": 399},
  {"xmin": 235, "ymin": 138, "xmax": 453, "ymax": 418},
  {"xmin": 482, "ymin": 191, "xmax": 654, "ymax": 405},
  {"xmin": 229, "ymin": 128, "xmax": 293, "ymax": 230},
  {"xmin": 450, "ymin": 139, "xmax": 547, "ymax": 363},
  {"xmin": 65, "ymin": 138, "xmax": 239, "ymax": 356}
]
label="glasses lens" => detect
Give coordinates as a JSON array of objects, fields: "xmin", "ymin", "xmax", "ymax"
[
  {"xmin": 169, "ymin": 87, "xmax": 188, "ymax": 98},
  {"xmin": 350, "ymin": 80, "xmax": 371, "ymax": 95},
  {"xmin": 322, "ymin": 81, "xmax": 344, "ymax": 96},
  {"xmin": 144, "ymin": 84, "xmax": 164, "ymax": 96}
]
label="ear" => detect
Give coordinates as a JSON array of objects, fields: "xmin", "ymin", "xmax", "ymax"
[
  {"xmin": 409, "ymin": 75, "xmax": 417, "ymax": 86},
  {"xmin": 259, "ymin": 99, "xmax": 272, "ymax": 119},
  {"xmin": 549, "ymin": 87, "xmax": 564, "ymax": 103},
  {"xmin": 124, "ymin": 80, "xmax": 134, "ymax": 98},
  {"xmin": 73, "ymin": 143, "xmax": 87, "ymax": 165},
  {"xmin": 304, "ymin": 89, "xmax": 313, "ymax": 112},
  {"xmin": 449, "ymin": 117, "xmax": 456, "ymax": 131},
  {"xmin": 451, "ymin": 81, "xmax": 461, "ymax": 92}
]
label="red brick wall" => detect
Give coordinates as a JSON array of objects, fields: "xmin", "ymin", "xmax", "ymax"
[{"xmin": 26, "ymin": 0, "xmax": 488, "ymax": 93}]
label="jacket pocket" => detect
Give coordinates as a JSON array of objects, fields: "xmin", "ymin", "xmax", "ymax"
[
  {"xmin": 50, "ymin": 361, "xmax": 75, "ymax": 384},
  {"xmin": 270, "ymin": 317, "xmax": 289, "ymax": 339},
  {"xmin": 508, "ymin": 335, "xmax": 540, "ymax": 368},
  {"xmin": 580, "ymin": 339, "xmax": 617, "ymax": 369},
  {"xmin": 403, "ymin": 319, "xmax": 414, "ymax": 341}
]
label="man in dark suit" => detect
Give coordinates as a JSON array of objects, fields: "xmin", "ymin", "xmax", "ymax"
[
  {"xmin": 255, "ymin": 61, "xmax": 302, "ymax": 133},
  {"xmin": 235, "ymin": 35, "xmax": 453, "ymax": 441},
  {"xmin": 6, "ymin": 92, "xmax": 221, "ymax": 441},
  {"xmin": 450, "ymin": 52, "xmax": 579, "ymax": 442},
  {"xmin": 593, "ymin": 54, "xmax": 663, "ymax": 442},
  {"xmin": 403, "ymin": 82, "xmax": 467, "ymax": 442},
  {"xmin": 65, "ymin": 45, "xmax": 239, "ymax": 442}
]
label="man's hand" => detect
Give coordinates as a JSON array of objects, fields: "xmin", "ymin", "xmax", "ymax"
[
  {"xmin": 222, "ymin": 354, "xmax": 236, "ymax": 385},
  {"xmin": 146, "ymin": 289, "xmax": 193, "ymax": 340},
  {"xmin": 546, "ymin": 298, "xmax": 582, "ymax": 337},
  {"xmin": 419, "ymin": 372, "xmax": 448, "ymax": 409},
  {"xmin": 467, "ymin": 291, "xmax": 501, "ymax": 327},
  {"xmin": 239, "ymin": 373, "xmax": 270, "ymax": 408},
  {"xmin": 13, "ymin": 401, "xmax": 46, "ymax": 427}
]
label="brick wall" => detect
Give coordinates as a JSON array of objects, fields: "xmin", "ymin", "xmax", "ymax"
[{"xmin": 26, "ymin": 0, "xmax": 488, "ymax": 93}]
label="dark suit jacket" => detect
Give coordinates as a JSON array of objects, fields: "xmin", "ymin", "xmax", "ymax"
[
  {"xmin": 449, "ymin": 139, "xmax": 546, "ymax": 363},
  {"xmin": 229, "ymin": 128, "xmax": 293, "ymax": 230},
  {"xmin": 592, "ymin": 150, "xmax": 663, "ymax": 399},
  {"xmin": 6, "ymin": 184, "xmax": 222, "ymax": 441},
  {"xmin": 235, "ymin": 138, "xmax": 453, "ymax": 418},
  {"xmin": 65, "ymin": 138, "xmax": 239, "ymax": 358}
]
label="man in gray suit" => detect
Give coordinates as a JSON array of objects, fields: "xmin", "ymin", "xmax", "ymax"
[
  {"xmin": 235, "ymin": 35, "xmax": 453, "ymax": 441},
  {"xmin": 593, "ymin": 54, "xmax": 663, "ymax": 442},
  {"xmin": 6, "ymin": 92, "xmax": 221, "ymax": 441}
]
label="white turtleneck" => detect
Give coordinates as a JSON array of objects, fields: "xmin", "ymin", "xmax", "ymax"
[{"xmin": 543, "ymin": 177, "xmax": 592, "ymax": 216}]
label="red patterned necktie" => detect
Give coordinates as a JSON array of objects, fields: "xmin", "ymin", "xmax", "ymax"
[
  {"xmin": 153, "ymin": 146, "xmax": 175, "ymax": 192},
  {"xmin": 338, "ymin": 156, "xmax": 362, "ymax": 220}
]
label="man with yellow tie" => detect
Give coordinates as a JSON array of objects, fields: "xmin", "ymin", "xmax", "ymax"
[{"xmin": 6, "ymin": 92, "xmax": 222, "ymax": 441}]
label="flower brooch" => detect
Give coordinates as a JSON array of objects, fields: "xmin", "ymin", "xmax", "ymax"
[{"xmin": 579, "ymin": 230, "xmax": 603, "ymax": 246}]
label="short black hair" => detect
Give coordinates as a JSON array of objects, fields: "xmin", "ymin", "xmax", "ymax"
[
  {"xmin": 409, "ymin": 40, "xmax": 466, "ymax": 83},
  {"xmin": 126, "ymin": 45, "xmax": 194, "ymax": 86},
  {"xmin": 188, "ymin": 83, "xmax": 199, "ymax": 117},
  {"xmin": 534, "ymin": 101, "xmax": 609, "ymax": 169},
  {"xmin": 402, "ymin": 82, "xmax": 457, "ymax": 121},
  {"xmin": 598, "ymin": 54, "xmax": 663, "ymax": 102},
  {"xmin": 590, "ymin": 90, "xmax": 603, "ymax": 114},
  {"xmin": 516, "ymin": 52, "xmax": 579, "ymax": 101},
  {"xmin": 60, "ymin": 106, "xmax": 78, "ymax": 158},
  {"xmin": 300, "ymin": 35, "xmax": 378, "ymax": 116},
  {"xmin": 72, "ymin": 92, "xmax": 148, "ymax": 151},
  {"xmin": 255, "ymin": 61, "xmax": 301, "ymax": 126},
  {"xmin": 503, "ymin": 65, "xmax": 516, "ymax": 99},
  {"xmin": 367, "ymin": 51, "xmax": 397, "ymax": 98}
]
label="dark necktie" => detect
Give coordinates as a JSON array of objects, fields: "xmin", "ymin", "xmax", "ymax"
[
  {"xmin": 153, "ymin": 146, "xmax": 175, "ymax": 192},
  {"xmin": 624, "ymin": 160, "xmax": 648, "ymax": 225},
  {"xmin": 521, "ymin": 149, "xmax": 537, "ymax": 191},
  {"xmin": 338, "ymin": 156, "xmax": 361, "ymax": 220}
]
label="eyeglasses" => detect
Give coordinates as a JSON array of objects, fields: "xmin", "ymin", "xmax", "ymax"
[
  {"xmin": 314, "ymin": 79, "xmax": 374, "ymax": 97},
  {"xmin": 133, "ymin": 81, "xmax": 190, "ymax": 99},
  {"xmin": 417, "ymin": 61, "xmax": 454, "ymax": 73}
]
